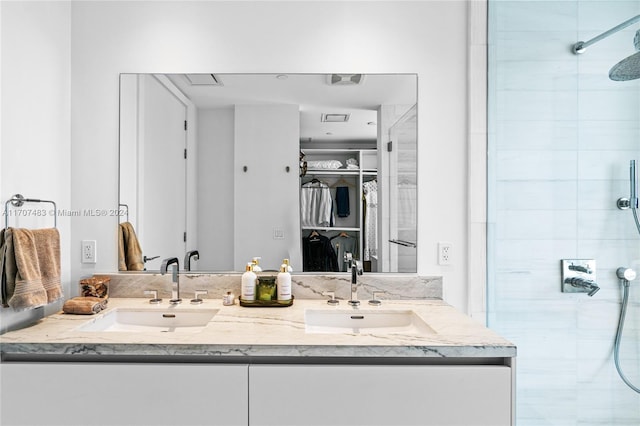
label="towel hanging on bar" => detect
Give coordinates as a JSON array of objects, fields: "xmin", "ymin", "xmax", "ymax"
[{"xmin": 1, "ymin": 227, "xmax": 62, "ymax": 310}]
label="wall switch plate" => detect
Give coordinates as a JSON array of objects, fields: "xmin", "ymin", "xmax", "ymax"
[
  {"xmin": 82, "ymin": 240, "xmax": 97, "ymax": 264},
  {"xmin": 438, "ymin": 242, "xmax": 453, "ymax": 265},
  {"xmin": 273, "ymin": 227, "xmax": 285, "ymax": 240}
]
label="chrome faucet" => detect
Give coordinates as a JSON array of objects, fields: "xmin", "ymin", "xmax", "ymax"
[
  {"xmin": 345, "ymin": 253, "xmax": 363, "ymax": 306},
  {"xmin": 184, "ymin": 250, "xmax": 199, "ymax": 271},
  {"xmin": 160, "ymin": 257, "xmax": 182, "ymax": 304}
]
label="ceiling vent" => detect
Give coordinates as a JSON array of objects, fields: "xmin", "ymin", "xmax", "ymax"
[
  {"xmin": 185, "ymin": 74, "xmax": 224, "ymax": 86},
  {"xmin": 327, "ymin": 74, "xmax": 365, "ymax": 85},
  {"xmin": 321, "ymin": 113, "xmax": 351, "ymax": 123}
]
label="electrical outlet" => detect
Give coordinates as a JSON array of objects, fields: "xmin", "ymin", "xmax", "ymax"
[
  {"xmin": 82, "ymin": 240, "xmax": 97, "ymax": 264},
  {"xmin": 438, "ymin": 242, "xmax": 452, "ymax": 265}
]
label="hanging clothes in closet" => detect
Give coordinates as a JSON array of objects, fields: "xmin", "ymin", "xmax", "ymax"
[
  {"xmin": 301, "ymin": 180, "xmax": 334, "ymax": 228},
  {"xmin": 362, "ymin": 180, "xmax": 378, "ymax": 261},
  {"xmin": 302, "ymin": 231, "xmax": 339, "ymax": 272},
  {"xmin": 334, "ymin": 186, "xmax": 350, "ymax": 218},
  {"xmin": 330, "ymin": 232, "xmax": 358, "ymax": 272}
]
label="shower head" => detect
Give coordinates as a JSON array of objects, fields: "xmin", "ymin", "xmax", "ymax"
[
  {"xmin": 609, "ymin": 30, "xmax": 640, "ymax": 81},
  {"xmin": 609, "ymin": 52, "xmax": 640, "ymax": 81},
  {"xmin": 573, "ymin": 15, "xmax": 640, "ymax": 81}
]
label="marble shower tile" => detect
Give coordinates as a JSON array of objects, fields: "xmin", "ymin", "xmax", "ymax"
[
  {"xmin": 496, "ymin": 209, "xmax": 578, "ymax": 240},
  {"xmin": 496, "ymin": 180, "xmax": 577, "ymax": 210},
  {"xmin": 494, "ymin": 1, "xmax": 577, "ymax": 32},
  {"xmin": 578, "ymin": 150, "xmax": 640, "ymax": 180},
  {"xmin": 495, "ymin": 120, "xmax": 578, "ymax": 151},
  {"xmin": 578, "ymin": 91, "xmax": 639, "ymax": 121},
  {"xmin": 497, "ymin": 90, "xmax": 578, "ymax": 121},
  {"xmin": 578, "ymin": 121, "xmax": 640, "ymax": 151},
  {"xmin": 495, "ymin": 150, "xmax": 577, "ymax": 180}
]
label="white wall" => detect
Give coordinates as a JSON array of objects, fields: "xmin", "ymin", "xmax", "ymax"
[
  {"xmin": 69, "ymin": 0, "xmax": 471, "ymax": 310},
  {"xmin": 197, "ymin": 107, "xmax": 235, "ymax": 270},
  {"xmin": 0, "ymin": 1, "xmax": 71, "ymax": 332},
  {"xmin": 234, "ymin": 104, "xmax": 301, "ymax": 271},
  {"xmin": 488, "ymin": 0, "xmax": 640, "ymax": 423}
]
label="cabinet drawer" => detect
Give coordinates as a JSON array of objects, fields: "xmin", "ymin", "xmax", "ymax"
[{"xmin": 249, "ymin": 364, "xmax": 511, "ymax": 426}]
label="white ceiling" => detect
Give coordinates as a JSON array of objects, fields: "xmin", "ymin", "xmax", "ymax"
[{"xmin": 166, "ymin": 73, "xmax": 417, "ymax": 145}]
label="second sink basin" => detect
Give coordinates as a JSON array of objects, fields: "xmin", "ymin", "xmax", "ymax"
[
  {"xmin": 77, "ymin": 308, "xmax": 218, "ymax": 333},
  {"xmin": 304, "ymin": 309, "xmax": 436, "ymax": 335}
]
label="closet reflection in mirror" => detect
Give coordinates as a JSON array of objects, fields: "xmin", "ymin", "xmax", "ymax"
[{"xmin": 119, "ymin": 73, "xmax": 417, "ymax": 273}]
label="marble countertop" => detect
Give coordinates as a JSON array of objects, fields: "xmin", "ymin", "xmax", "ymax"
[{"xmin": 0, "ymin": 298, "xmax": 515, "ymax": 359}]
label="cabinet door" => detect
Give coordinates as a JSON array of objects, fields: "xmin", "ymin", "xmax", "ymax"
[
  {"xmin": 249, "ymin": 364, "xmax": 511, "ymax": 426},
  {"xmin": 1, "ymin": 362, "xmax": 249, "ymax": 426}
]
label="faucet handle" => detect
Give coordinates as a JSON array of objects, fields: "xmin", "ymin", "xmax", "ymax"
[
  {"xmin": 144, "ymin": 290, "xmax": 162, "ymax": 304},
  {"xmin": 369, "ymin": 291, "xmax": 385, "ymax": 306},
  {"xmin": 191, "ymin": 290, "xmax": 208, "ymax": 305},
  {"xmin": 322, "ymin": 291, "xmax": 339, "ymax": 306}
]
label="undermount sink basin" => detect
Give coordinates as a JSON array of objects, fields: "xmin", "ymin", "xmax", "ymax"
[
  {"xmin": 304, "ymin": 309, "xmax": 436, "ymax": 335},
  {"xmin": 77, "ymin": 308, "xmax": 218, "ymax": 333}
]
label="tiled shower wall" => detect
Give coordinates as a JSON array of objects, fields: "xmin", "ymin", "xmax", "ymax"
[{"xmin": 488, "ymin": 1, "xmax": 640, "ymax": 424}]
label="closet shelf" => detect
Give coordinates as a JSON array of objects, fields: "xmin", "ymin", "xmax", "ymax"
[
  {"xmin": 305, "ymin": 169, "xmax": 361, "ymax": 176},
  {"xmin": 302, "ymin": 227, "xmax": 360, "ymax": 232}
]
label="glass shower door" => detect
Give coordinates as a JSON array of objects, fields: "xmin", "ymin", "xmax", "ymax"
[{"xmin": 387, "ymin": 105, "xmax": 417, "ymax": 272}]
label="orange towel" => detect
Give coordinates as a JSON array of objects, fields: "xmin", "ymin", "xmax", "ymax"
[
  {"xmin": 62, "ymin": 296, "xmax": 107, "ymax": 315},
  {"xmin": 118, "ymin": 222, "xmax": 144, "ymax": 271},
  {"xmin": 0, "ymin": 227, "xmax": 61, "ymax": 310}
]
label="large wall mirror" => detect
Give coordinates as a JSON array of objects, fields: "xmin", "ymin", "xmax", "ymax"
[{"xmin": 119, "ymin": 73, "xmax": 417, "ymax": 273}]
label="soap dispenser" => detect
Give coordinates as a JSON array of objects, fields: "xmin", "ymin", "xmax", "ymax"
[
  {"xmin": 277, "ymin": 263, "xmax": 292, "ymax": 301},
  {"xmin": 251, "ymin": 257, "xmax": 263, "ymax": 272},
  {"xmin": 241, "ymin": 263, "xmax": 257, "ymax": 301}
]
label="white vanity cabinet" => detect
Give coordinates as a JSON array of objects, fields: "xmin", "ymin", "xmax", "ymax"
[
  {"xmin": 249, "ymin": 364, "xmax": 513, "ymax": 426},
  {"xmin": 0, "ymin": 362, "xmax": 249, "ymax": 426}
]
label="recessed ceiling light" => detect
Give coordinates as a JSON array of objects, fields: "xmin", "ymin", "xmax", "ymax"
[{"xmin": 321, "ymin": 113, "xmax": 350, "ymax": 123}]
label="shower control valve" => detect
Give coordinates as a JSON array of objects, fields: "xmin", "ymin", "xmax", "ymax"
[{"xmin": 561, "ymin": 259, "xmax": 597, "ymax": 295}]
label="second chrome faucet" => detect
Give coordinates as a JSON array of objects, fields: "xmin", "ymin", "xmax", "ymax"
[
  {"xmin": 345, "ymin": 253, "xmax": 363, "ymax": 306},
  {"xmin": 160, "ymin": 257, "xmax": 182, "ymax": 304}
]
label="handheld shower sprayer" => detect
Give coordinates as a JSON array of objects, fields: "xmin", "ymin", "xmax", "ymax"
[
  {"xmin": 617, "ymin": 160, "xmax": 640, "ymax": 237},
  {"xmin": 630, "ymin": 160, "xmax": 640, "ymax": 236},
  {"xmin": 630, "ymin": 159, "xmax": 637, "ymax": 209},
  {"xmin": 613, "ymin": 267, "xmax": 639, "ymax": 393}
]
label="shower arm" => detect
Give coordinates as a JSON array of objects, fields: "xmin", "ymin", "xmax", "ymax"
[{"xmin": 573, "ymin": 14, "xmax": 640, "ymax": 54}]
